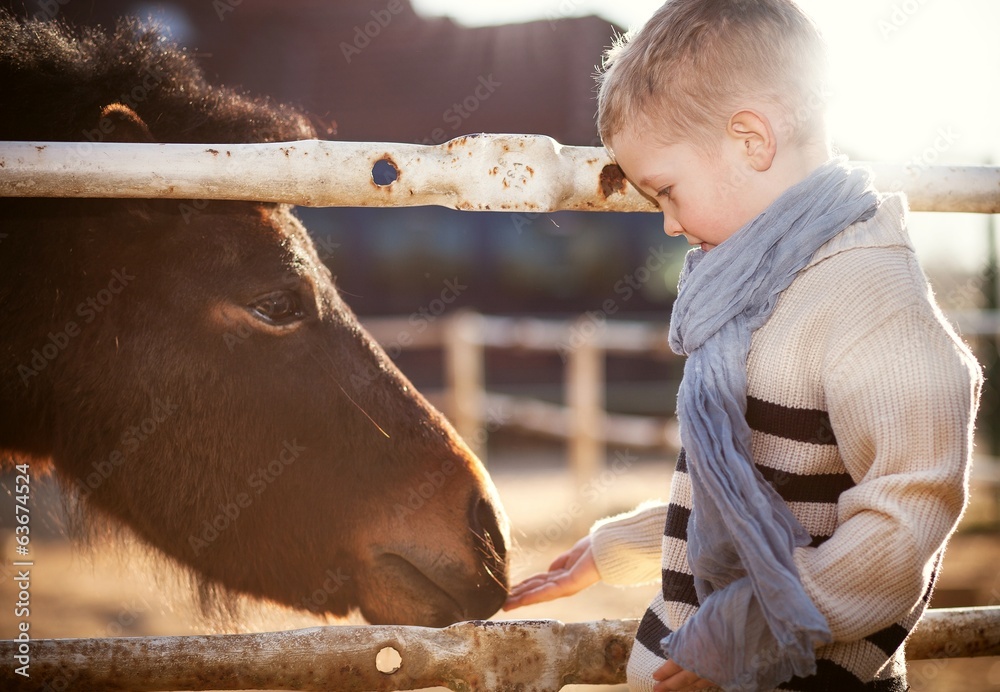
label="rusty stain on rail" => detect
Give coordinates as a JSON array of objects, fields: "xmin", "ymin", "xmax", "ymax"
[{"xmin": 598, "ymin": 163, "xmax": 626, "ymax": 199}]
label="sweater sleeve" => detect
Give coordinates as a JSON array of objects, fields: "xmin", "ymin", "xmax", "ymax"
[
  {"xmin": 793, "ymin": 298, "xmax": 982, "ymax": 642},
  {"xmin": 589, "ymin": 500, "xmax": 668, "ymax": 586}
]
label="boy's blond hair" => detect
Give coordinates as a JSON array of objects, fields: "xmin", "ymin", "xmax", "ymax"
[{"xmin": 597, "ymin": 0, "xmax": 828, "ymax": 151}]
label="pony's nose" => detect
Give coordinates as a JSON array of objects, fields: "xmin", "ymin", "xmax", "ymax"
[{"xmin": 470, "ymin": 494, "xmax": 508, "ymax": 576}]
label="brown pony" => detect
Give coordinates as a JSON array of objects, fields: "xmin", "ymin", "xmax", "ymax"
[{"xmin": 0, "ymin": 12, "xmax": 508, "ymax": 627}]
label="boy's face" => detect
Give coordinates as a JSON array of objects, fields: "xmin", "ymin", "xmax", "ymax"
[{"xmin": 608, "ymin": 124, "xmax": 764, "ymax": 252}]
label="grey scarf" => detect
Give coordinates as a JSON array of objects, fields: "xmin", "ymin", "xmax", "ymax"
[{"xmin": 662, "ymin": 156, "xmax": 880, "ymax": 691}]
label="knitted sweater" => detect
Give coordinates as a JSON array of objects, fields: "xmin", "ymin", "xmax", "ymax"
[{"xmin": 590, "ymin": 195, "xmax": 982, "ymax": 692}]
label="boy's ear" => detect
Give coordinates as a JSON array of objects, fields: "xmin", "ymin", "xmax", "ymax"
[
  {"xmin": 95, "ymin": 103, "xmax": 157, "ymax": 143},
  {"xmin": 727, "ymin": 110, "xmax": 775, "ymax": 172}
]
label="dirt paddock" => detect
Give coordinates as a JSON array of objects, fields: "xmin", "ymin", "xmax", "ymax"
[{"xmin": 2, "ymin": 449, "xmax": 999, "ymax": 691}]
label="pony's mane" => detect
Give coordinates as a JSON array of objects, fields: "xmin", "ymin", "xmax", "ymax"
[{"xmin": 0, "ymin": 10, "xmax": 315, "ymax": 143}]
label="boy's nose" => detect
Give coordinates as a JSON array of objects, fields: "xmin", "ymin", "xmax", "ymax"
[{"xmin": 662, "ymin": 214, "xmax": 684, "ymax": 237}]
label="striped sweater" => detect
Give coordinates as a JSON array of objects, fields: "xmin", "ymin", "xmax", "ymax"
[{"xmin": 589, "ymin": 195, "xmax": 982, "ymax": 692}]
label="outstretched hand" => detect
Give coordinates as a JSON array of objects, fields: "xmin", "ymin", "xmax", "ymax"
[{"xmin": 503, "ymin": 535, "xmax": 600, "ymax": 610}]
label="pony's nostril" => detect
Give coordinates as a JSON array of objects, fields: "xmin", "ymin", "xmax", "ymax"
[{"xmin": 471, "ymin": 496, "xmax": 508, "ymax": 565}]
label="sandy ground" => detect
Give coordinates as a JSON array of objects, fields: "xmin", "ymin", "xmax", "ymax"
[{"xmin": 2, "ymin": 449, "xmax": 999, "ymax": 691}]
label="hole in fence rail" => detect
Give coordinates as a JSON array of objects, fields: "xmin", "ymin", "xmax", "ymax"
[
  {"xmin": 372, "ymin": 158, "xmax": 399, "ymax": 187},
  {"xmin": 376, "ymin": 645, "xmax": 402, "ymax": 674}
]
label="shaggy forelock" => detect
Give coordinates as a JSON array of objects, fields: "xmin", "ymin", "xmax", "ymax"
[{"xmin": 0, "ymin": 9, "xmax": 315, "ymax": 144}]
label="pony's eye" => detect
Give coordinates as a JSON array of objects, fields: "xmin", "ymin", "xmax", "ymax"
[{"xmin": 249, "ymin": 291, "xmax": 304, "ymax": 326}]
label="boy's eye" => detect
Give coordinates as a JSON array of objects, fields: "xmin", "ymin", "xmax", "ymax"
[{"xmin": 656, "ymin": 186, "xmax": 673, "ymax": 200}]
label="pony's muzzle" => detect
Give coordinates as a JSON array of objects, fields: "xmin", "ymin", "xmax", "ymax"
[{"xmin": 470, "ymin": 494, "xmax": 509, "ymax": 578}]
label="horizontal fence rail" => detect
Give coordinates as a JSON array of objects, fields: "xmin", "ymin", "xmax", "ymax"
[
  {"xmin": 2, "ymin": 609, "xmax": 998, "ymax": 691},
  {"xmin": 2, "ymin": 136, "xmax": 1000, "ymax": 212}
]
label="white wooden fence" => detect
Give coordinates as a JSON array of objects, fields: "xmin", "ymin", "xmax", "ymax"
[{"xmin": 2, "ymin": 135, "xmax": 999, "ymax": 690}]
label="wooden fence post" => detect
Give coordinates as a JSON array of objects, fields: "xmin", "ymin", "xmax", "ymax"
[
  {"xmin": 566, "ymin": 319, "xmax": 605, "ymax": 491},
  {"xmin": 445, "ymin": 310, "xmax": 486, "ymax": 461}
]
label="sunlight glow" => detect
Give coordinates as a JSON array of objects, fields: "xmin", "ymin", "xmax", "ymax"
[
  {"xmin": 411, "ymin": 0, "xmax": 1000, "ymax": 271},
  {"xmin": 411, "ymin": 0, "xmax": 999, "ymax": 163}
]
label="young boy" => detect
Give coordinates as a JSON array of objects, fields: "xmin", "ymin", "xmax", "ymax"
[{"xmin": 504, "ymin": 1, "xmax": 983, "ymax": 691}]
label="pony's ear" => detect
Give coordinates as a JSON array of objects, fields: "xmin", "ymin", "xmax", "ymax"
[{"xmin": 96, "ymin": 103, "xmax": 157, "ymax": 143}]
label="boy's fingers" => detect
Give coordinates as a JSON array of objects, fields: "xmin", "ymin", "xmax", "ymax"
[
  {"xmin": 506, "ymin": 573, "xmax": 552, "ymax": 595},
  {"xmin": 503, "ymin": 576, "xmax": 551, "ymax": 609},
  {"xmin": 652, "ymin": 659, "xmax": 683, "ymax": 681},
  {"xmin": 504, "ymin": 580, "xmax": 560, "ymax": 608},
  {"xmin": 505, "ymin": 572, "xmax": 565, "ymax": 601},
  {"xmin": 503, "ymin": 572, "xmax": 580, "ymax": 609},
  {"xmin": 503, "ymin": 590, "xmax": 538, "ymax": 610},
  {"xmin": 652, "ymin": 660, "xmax": 714, "ymax": 691}
]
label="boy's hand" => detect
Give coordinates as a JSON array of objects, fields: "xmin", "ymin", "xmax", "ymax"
[
  {"xmin": 653, "ymin": 659, "xmax": 716, "ymax": 691},
  {"xmin": 503, "ymin": 536, "xmax": 599, "ymax": 610}
]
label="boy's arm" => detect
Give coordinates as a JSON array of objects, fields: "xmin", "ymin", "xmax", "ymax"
[
  {"xmin": 590, "ymin": 500, "xmax": 668, "ymax": 585},
  {"xmin": 504, "ymin": 501, "xmax": 667, "ymax": 611},
  {"xmin": 795, "ymin": 302, "xmax": 982, "ymax": 642}
]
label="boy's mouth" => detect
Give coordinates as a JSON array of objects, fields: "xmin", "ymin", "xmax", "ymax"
[{"xmin": 680, "ymin": 232, "xmax": 714, "ymax": 252}]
